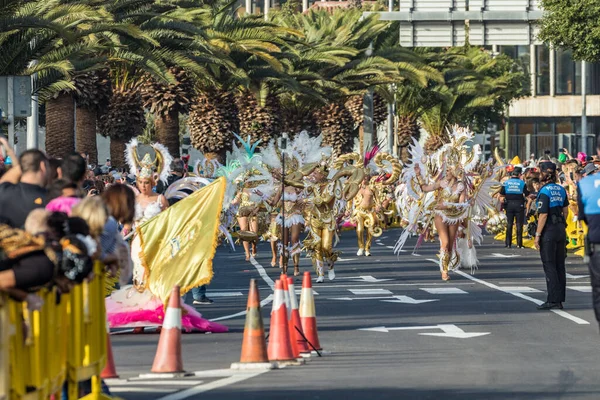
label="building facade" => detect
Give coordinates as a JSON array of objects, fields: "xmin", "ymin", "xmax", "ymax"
[{"xmin": 501, "ymin": 45, "xmax": 600, "ymax": 160}]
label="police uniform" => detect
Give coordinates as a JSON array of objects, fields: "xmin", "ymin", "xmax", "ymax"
[
  {"xmin": 536, "ymin": 176, "xmax": 569, "ymax": 308},
  {"xmin": 500, "ymin": 172, "xmax": 529, "ymax": 248},
  {"xmin": 577, "ymin": 170, "xmax": 600, "ymax": 326}
]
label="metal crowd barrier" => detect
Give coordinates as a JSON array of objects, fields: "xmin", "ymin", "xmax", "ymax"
[{"xmin": 1, "ymin": 261, "xmax": 113, "ymax": 400}]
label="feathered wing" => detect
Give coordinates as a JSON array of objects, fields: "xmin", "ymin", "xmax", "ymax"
[
  {"xmin": 152, "ymin": 142, "xmax": 173, "ymax": 184},
  {"xmin": 125, "ymin": 138, "xmax": 139, "ymax": 176}
]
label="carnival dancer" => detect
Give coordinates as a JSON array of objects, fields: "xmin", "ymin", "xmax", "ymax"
[
  {"xmin": 396, "ymin": 128, "xmax": 495, "ymax": 280},
  {"xmin": 105, "ymin": 139, "xmax": 227, "ymax": 333},
  {"xmin": 353, "ymin": 176, "xmax": 381, "ymax": 257}
]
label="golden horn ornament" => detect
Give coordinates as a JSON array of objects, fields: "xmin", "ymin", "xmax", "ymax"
[
  {"xmin": 333, "ymin": 152, "xmax": 361, "ymax": 170},
  {"xmin": 494, "ymin": 147, "xmax": 505, "ymax": 166},
  {"xmin": 373, "ymin": 152, "xmax": 402, "ymax": 185}
]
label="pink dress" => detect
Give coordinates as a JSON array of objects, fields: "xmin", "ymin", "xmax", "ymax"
[{"xmin": 105, "ymin": 197, "xmax": 227, "ymax": 333}]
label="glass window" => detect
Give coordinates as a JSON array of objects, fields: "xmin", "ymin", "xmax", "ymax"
[
  {"xmin": 586, "ymin": 62, "xmax": 600, "ymax": 95},
  {"xmin": 500, "ymin": 46, "xmax": 531, "ymax": 93},
  {"xmin": 536, "ymin": 46, "xmax": 550, "ymax": 95},
  {"xmin": 556, "ymin": 49, "xmax": 576, "ymax": 95}
]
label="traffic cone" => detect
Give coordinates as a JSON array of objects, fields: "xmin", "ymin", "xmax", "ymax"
[
  {"xmin": 267, "ymin": 280, "xmax": 296, "ymax": 364},
  {"xmin": 281, "ymin": 277, "xmax": 299, "ymax": 358},
  {"xmin": 231, "ymin": 279, "xmax": 274, "ymax": 370},
  {"xmin": 150, "ymin": 286, "xmax": 184, "ymax": 374},
  {"xmin": 101, "ymin": 335, "xmax": 119, "ymax": 379},
  {"xmin": 287, "ymin": 277, "xmax": 310, "ymax": 355},
  {"xmin": 299, "ymin": 272, "xmax": 322, "ymax": 351}
]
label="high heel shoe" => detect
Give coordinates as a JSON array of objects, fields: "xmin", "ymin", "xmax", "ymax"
[
  {"xmin": 441, "ymin": 271, "xmax": 450, "ymax": 281},
  {"xmin": 245, "ymin": 253, "xmax": 250, "ymax": 261},
  {"xmin": 294, "ymin": 266, "xmax": 300, "ymax": 276}
]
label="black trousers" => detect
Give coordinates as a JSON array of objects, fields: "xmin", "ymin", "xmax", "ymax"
[
  {"xmin": 539, "ymin": 225, "xmax": 567, "ymax": 303},
  {"xmin": 506, "ymin": 203, "xmax": 525, "ymax": 247},
  {"xmin": 588, "ymin": 248, "xmax": 600, "ymax": 327}
]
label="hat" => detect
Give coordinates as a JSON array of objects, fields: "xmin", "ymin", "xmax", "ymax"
[
  {"xmin": 582, "ymin": 163, "xmax": 598, "ymax": 176},
  {"xmin": 558, "ymin": 153, "xmax": 568, "ymax": 163},
  {"xmin": 539, "ymin": 161, "xmax": 557, "ymax": 172},
  {"xmin": 511, "ymin": 166, "xmax": 522, "ymax": 176}
]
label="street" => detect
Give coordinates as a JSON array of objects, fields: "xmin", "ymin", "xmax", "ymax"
[{"xmin": 108, "ymin": 230, "xmax": 600, "ymax": 400}]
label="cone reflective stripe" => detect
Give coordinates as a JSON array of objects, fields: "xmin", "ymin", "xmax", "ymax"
[
  {"xmin": 267, "ymin": 280, "xmax": 295, "ymax": 362},
  {"xmin": 151, "ymin": 286, "xmax": 184, "ymax": 373},
  {"xmin": 281, "ymin": 277, "xmax": 299, "ymax": 358},
  {"xmin": 280, "ymin": 274, "xmax": 291, "ymax": 319},
  {"xmin": 287, "ymin": 277, "xmax": 310, "ymax": 354},
  {"xmin": 239, "ymin": 279, "xmax": 269, "ymax": 363},
  {"xmin": 299, "ymin": 272, "xmax": 322, "ymax": 351}
]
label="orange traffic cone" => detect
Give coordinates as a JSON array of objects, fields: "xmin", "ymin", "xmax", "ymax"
[
  {"xmin": 101, "ymin": 335, "xmax": 119, "ymax": 379},
  {"xmin": 151, "ymin": 286, "xmax": 184, "ymax": 374},
  {"xmin": 231, "ymin": 279, "xmax": 274, "ymax": 370},
  {"xmin": 281, "ymin": 277, "xmax": 300, "ymax": 358},
  {"xmin": 299, "ymin": 272, "xmax": 322, "ymax": 351},
  {"xmin": 267, "ymin": 280, "xmax": 296, "ymax": 364},
  {"xmin": 287, "ymin": 277, "xmax": 310, "ymax": 355}
]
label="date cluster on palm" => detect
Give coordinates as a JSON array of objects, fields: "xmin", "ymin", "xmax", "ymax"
[{"xmin": 344, "ymin": 93, "xmax": 387, "ymax": 129}]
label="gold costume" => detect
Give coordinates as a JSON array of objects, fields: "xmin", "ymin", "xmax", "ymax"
[
  {"xmin": 351, "ymin": 191, "xmax": 383, "ymax": 252},
  {"xmin": 236, "ymin": 192, "xmax": 259, "ymax": 219},
  {"xmin": 303, "ymin": 181, "xmax": 340, "ymax": 278}
]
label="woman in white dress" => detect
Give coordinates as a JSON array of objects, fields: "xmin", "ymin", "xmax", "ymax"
[{"xmin": 105, "ymin": 139, "xmax": 227, "ymax": 333}]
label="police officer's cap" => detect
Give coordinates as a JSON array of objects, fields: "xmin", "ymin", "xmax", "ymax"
[
  {"xmin": 539, "ymin": 161, "xmax": 556, "ymax": 172},
  {"xmin": 511, "ymin": 166, "xmax": 522, "ymax": 176}
]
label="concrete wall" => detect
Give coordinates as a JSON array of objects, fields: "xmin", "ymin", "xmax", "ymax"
[{"xmin": 508, "ymin": 95, "xmax": 600, "ymax": 118}]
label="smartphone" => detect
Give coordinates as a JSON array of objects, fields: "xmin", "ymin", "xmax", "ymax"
[{"xmin": 559, "ymin": 149, "xmax": 565, "ymax": 153}]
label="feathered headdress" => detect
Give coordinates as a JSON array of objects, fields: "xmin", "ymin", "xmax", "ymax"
[{"xmin": 125, "ymin": 138, "xmax": 173, "ymax": 183}]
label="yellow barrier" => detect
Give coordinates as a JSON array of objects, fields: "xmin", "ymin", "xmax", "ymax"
[
  {"xmin": 0, "ymin": 294, "xmax": 9, "ymax": 400},
  {"xmin": 1, "ymin": 261, "xmax": 113, "ymax": 400}
]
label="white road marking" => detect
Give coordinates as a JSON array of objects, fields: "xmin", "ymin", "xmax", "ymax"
[
  {"xmin": 376, "ymin": 242, "xmax": 385, "ymax": 246},
  {"xmin": 566, "ymin": 273, "xmax": 589, "ymax": 279},
  {"xmin": 499, "ymin": 286, "xmax": 543, "ymax": 293},
  {"xmin": 296, "ymin": 289, "xmax": 318, "ymax": 295},
  {"xmin": 108, "ymin": 380, "xmax": 204, "ymax": 386},
  {"xmin": 110, "ymin": 387, "xmax": 175, "ymax": 393},
  {"xmin": 210, "ymin": 294, "xmax": 273, "ymax": 322},
  {"xmin": 249, "ymin": 257, "xmax": 275, "ymax": 289},
  {"xmin": 420, "ymin": 287, "xmax": 468, "ymax": 295},
  {"xmin": 210, "ymin": 258, "xmax": 274, "ymax": 321},
  {"xmin": 329, "ymin": 296, "xmax": 396, "ymax": 301},
  {"xmin": 568, "ymin": 286, "xmax": 593, "ymax": 293},
  {"xmin": 206, "ymin": 292, "xmax": 244, "ymax": 297},
  {"xmin": 358, "ymin": 324, "xmax": 490, "ymax": 339},
  {"xmin": 349, "ymin": 289, "xmax": 393, "ymax": 295},
  {"xmin": 155, "ymin": 372, "xmax": 267, "ymax": 400},
  {"xmin": 453, "ymin": 270, "xmax": 590, "ymax": 325},
  {"xmin": 337, "ymin": 257, "xmax": 359, "ymax": 262},
  {"xmin": 341, "ymin": 276, "xmax": 393, "ymax": 283},
  {"xmin": 382, "ymin": 295, "xmax": 439, "ymax": 305},
  {"xmin": 490, "ymin": 253, "xmax": 520, "ymax": 258}
]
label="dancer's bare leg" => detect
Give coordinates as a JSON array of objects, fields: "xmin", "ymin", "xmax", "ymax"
[
  {"xmin": 434, "ymin": 215, "xmax": 451, "ymax": 281},
  {"xmin": 291, "ymin": 224, "xmax": 303, "ymax": 276},
  {"xmin": 250, "ymin": 217, "xmax": 259, "ymax": 257},
  {"xmin": 238, "ymin": 216, "xmax": 250, "ymax": 260}
]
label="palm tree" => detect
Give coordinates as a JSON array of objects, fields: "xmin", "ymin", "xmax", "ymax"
[{"xmin": 420, "ymin": 47, "xmax": 529, "ymax": 153}]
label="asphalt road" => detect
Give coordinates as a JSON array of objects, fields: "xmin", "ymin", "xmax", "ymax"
[{"xmin": 108, "ymin": 229, "xmax": 600, "ymax": 400}]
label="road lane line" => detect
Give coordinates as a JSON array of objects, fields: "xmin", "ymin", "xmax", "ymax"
[
  {"xmin": 210, "ymin": 258, "xmax": 275, "ymax": 321},
  {"xmin": 210, "ymin": 294, "xmax": 273, "ymax": 322},
  {"xmin": 249, "ymin": 257, "xmax": 275, "ymax": 290},
  {"xmin": 453, "ymin": 270, "xmax": 590, "ymax": 325},
  {"xmin": 155, "ymin": 372, "xmax": 267, "ymax": 400}
]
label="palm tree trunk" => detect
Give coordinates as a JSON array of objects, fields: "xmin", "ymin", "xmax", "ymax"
[
  {"xmin": 155, "ymin": 111, "xmax": 180, "ymax": 158},
  {"xmin": 75, "ymin": 106, "xmax": 98, "ymax": 165},
  {"xmin": 358, "ymin": 125, "xmax": 364, "ymax": 156},
  {"xmin": 46, "ymin": 93, "xmax": 74, "ymax": 158},
  {"xmin": 110, "ymin": 137, "xmax": 126, "ymax": 169}
]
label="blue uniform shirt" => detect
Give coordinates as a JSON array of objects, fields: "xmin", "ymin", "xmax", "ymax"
[
  {"xmin": 537, "ymin": 183, "xmax": 568, "ymax": 217},
  {"xmin": 577, "ymin": 173, "xmax": 600, "ymax": 243},
  {"xmin": 501, "ymin": 177, "xmax": 528, "ymax": 203}
]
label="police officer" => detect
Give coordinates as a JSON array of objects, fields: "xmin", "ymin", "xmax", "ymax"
[
  {"xmin": 534, "ymin": 161, "xmax": 569, "ymax": 310},
  {"xmin": 577, "ymin": 138, "xmax": 600, "ymax": 328},
  {"xmin": 500, "ymin": 166, "xmax": 529, "ymax": 248}
]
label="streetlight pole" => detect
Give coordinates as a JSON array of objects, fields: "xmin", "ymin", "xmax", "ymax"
[
  {"xmin": 280, "ymin": 132, "xmax": 288, "ymax": 272},
  {"xmin": 581, "ymin": 61, "xmax": 587, "ymax": 154}
]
